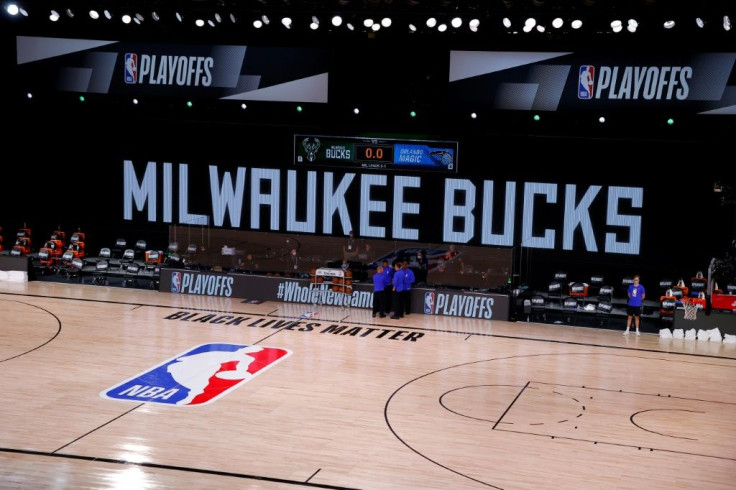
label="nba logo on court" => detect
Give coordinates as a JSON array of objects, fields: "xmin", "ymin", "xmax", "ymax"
[
  {"xmin": 171, "ymin": 272, "xmax": 182, "ymax": 293},
  {"xmin": 424, "ymin": 292, "xmax": 436, "ymax": 314},
  {"xmin": 100, "ymin": 343, "xmax": 292, "ymax": 406},
  {"xmin": 124, "ymin": 53, "xmax": 138, "ymax": 84},
  {"xmin": 578, "ymin": 65, "xmax": 595, "ymax": 99}
]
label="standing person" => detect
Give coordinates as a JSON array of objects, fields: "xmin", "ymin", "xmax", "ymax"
[
  {"xmin": 372, "ymin": 266, "xmax": 387, "ymax": 318},
  {"xmin": 624, "ymin": 274, "xmax": 646, "ymax": 335},
  {"xmin": 382, "ymin": 259, "xmax": 394, "ymax": 315},
  {"xmin": 401, "ymin": 260, "xmax": 415, "ymax": 315},
  {"xmin": 390, "ymin": 262, "xmax": 406, "ymax": 319},
  {"xmin": 415, "ymin": 250, "xmax": 429, "ymax": 284}
]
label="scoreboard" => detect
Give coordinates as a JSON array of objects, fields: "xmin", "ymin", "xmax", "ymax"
[{"xmin": 295, "ymin": 134, "xmax": 458, "ymax": 173}]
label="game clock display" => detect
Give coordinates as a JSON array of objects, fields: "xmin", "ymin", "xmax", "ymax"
[{"xmin": 295, "ymin": 134, "xmax": 458, "ymax": 173}]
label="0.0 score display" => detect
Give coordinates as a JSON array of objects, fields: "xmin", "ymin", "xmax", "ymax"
[{"xmin": 355, "ymin": 144, "xmax": 394, "ymax": 164}]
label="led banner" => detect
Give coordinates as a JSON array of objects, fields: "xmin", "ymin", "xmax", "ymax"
[
  {"xmin": 158, "ymin": 268, "xmax": 510, "ymax": 320},
  {"xmin": 124, "ymin": 160, "xmax": 644, "ymax": 256},
  {"xmin": 449, "ymin": 51, "xmax": 736, "ymax": 115},
  {"xmin": 15, "ymin": 36, "xmax": 329, "ymax": 102}
]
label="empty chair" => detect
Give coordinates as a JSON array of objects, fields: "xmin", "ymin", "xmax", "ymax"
[
  {"xmin": 689, "ymin": 271, "xmax": 707, "ymax": 297},
  {"xmin": 569, "ymin": 281, "xmax": 588, "ymax": 298},
  {"xmin": 659, "ymin": 290, "xmax": 677, "ymax": 328},
  {"xmin": 168, "ymin": 242, "xmax": 180, "ymax": 253},
  {"xmin": 122, "ymin": 249, "xmax": 135, "ymax": 262},
  {"xmin": 562, "ymin": 296, "xmax": 580, "ymax": 325},
  {"xmin": 99, "ymin": 248, "xmax": 111, "ymax": 259},
  {"xmin": 554, "ymin": 271, "xmax": 568, "ymax": 282},
  {"xmin": 92, "ymin": 260, "xmax": 109, "ymax": 285},
  {"xmin": 529, "ymin": 295, "xmax": 546, "ymax": 322},
  {"xmin": 589, "ymin": 275, "xmax": 604, "ymax": 296},
  {"xmin": 548, "ymin": 280, "xmax": 564, "ymax": 308},
  {"xmin": 594, "ymin": 300, "xmax": 613, "ymax": 327},
  {"xmin": 123, "ymin": 262, "xmax": 141, "ymax": 287},
  {"xmin": 597, "ymin": 285, "xmax": 614, "ymax": 302}
]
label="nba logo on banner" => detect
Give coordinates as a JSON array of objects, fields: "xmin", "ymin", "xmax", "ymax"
[
  {"xmin": 424, "ymin": 292, "xmax": 435, "ymax": 314},
  {"xmin": 124, "ymin": 53, "xmax": 138, "ymax": 84},
  {"xmin": 171, "ymin": 272, "xmax": 181, "ymax": 293},
  {"xmin": 578, "ymin": 65, "xmax": 595, "ymax": 99},
  {"xmin": 101, "ymin": 343, "xmax": 292, "ymax": 406}
]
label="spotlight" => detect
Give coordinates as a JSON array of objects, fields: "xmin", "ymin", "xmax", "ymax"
[
  {"xmin": 598, "ymin": 116, "xmax": 605, "ymax": 123},
  {"xmin": 502, "ymin": 17, "xmax": 511, "ymax": 28},
  {"xmin": 627, "ymin": 19, "xmax": 638, "ymax": 33},
  {"xmin": 381, "ymin": 17, "xmax": 391, "ymax": 28},
  {"xmin": 611, "ymin": 20, "xmax": 623, "ymax": 33},
  {"xmin": 281, "ymin": 17, "xmax": 292, "ymax": 28},
  {"xmin": 89, "ymin": 10, "xmax": 99, "ymax": 20},
  {"xmin": 122, "ymin": 14, "xmax": 132, "ymax": 24},
  {"xmin": 571, "ymin": 19, "xmax": 583, "ymax": 29},
  {"xmin": 364, "ymin": 18, "xmax": 374, "ymax": 28},
  {"xmin": 695, "ymin": 17, "xmax": 705, "ymax": 28},
  {"xmin": 241, "ymin": 103, "xmax": 247, "ymax": 110},
  {"xmin": 135, "ymin": 13, "xmax": 144, "ymax": 22},
  {"xmin": 663, "ymin": 20, "xmax": 675, "ymax": 29},
  {"xmin": 310, "ymin": 15, "xmax": 319, "ymax": 30},
  {"xmin": 132, "ymin": 98, "xmax": 139, "ymax": 105},
  {"xmin": 207, "ymin": 19, "xmax": 214, "ymax": 27},
  {"xmin": 347, "ymin": 22, "xmax": 355, "ymax": 30},
  {"xmin": 438, "ymin": 23, "xmax": 447, "ymax": 32},
  {"xmin": 175, "ymin": 12, "xmax": 183, "ymax": 22},
  {"xmin": 152, "ymin": 11, "xmax": 160, "ymax": 21},
  {"xmin": 725, "ymin": 15, "xmax": 732, "ymax": 31},
  {"xmin": 353, "ymin": 107, "xmax": 360, "ymax": 114},
  {"xmin": 104, "ymin": 10, "xmax": 112, "ymax": 20},
  {"xmin": 536, "ymin": 24, "xmax": 545, "ymax": 33},
  {"xmin": 253, "ymin": 19, "xmax": 263, "ymax": 28},
  {"xmin": 426, "ymin": 17, "xmax": 437, "ymax": 28},
  {"xmin": 451, "ymin": 17, "xmax": 462, "ymax": 28},
  {"xmin": 470, "ymin": 112, "xmax": 477, "ymax": 119},
  {"xmin": 260, "ymin": 14, "xmax": 268, "ymax": 25},
  {"xmin": 469, "ymin": 18, "xmax": 480, "ymax": 31},
  {"xmin": 525, "ymin": 17, "xmax": 536, "ymax": 28},
  {"xmin": 26, "ymin": 92, "xmax": 32, "ymax": 99},
  {"xmin": 6, "ymin": 4, "xmax": 19, "ymax": 16},
  {"xmin": 66, "ymin": 9, "xmax": 74, "ymax": 18},
  {"xmin": 372, "ymin": 23, "xmax": 380, "ymax": 31},
  {"xmin": 215, "ymin": 13, "xmax": 223, "ymax": 23},
  {"xmin": 552, "ymin": 17, "xmax": 563, "ymax": 28},
  {"xmin": 49, "ymin": 10, "xmax": 60, "ymax": 22},
  {"xmin": 195, "ymin": 18, "xmax": 205, "ymax": 27},
  {"xmin": 332, "ymin": 15, "xmax": 343, "ymax": 26},
  {"xmin": 229, "ymin": 13, "xmax": 237, "ymax": 23}
]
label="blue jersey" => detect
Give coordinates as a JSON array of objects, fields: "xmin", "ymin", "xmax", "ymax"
[
  {"xmin": 393, "ymin": 269, "xmax": 407, "ymax": 292},
  {"xmin": 403, "ymin": 268, "xmax": 415, "ymax": 290},
  {"xmin": 627, "ymin": 284, "xmax": 646, "ymax": 307},
  {"xmin": 373, "ymin": 271, "xmax": 386, "ymax": 292}
]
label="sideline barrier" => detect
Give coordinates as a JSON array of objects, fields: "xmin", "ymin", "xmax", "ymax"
[
  {"xmin": 0, "ymin": 256, "xmax": 30, "ymax": 282},
  {"xmin": 158, "ymin": 268, "xmax": 510, "ymax": 321}
]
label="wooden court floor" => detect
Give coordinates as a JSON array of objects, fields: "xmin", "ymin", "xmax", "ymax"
[{"xmin": 1, "ymin": 281, "xmax": 735, "ymax": 490}]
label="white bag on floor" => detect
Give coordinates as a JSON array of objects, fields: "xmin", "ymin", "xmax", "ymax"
[
  {"xmin": 697, "ymin": 329, "xmax": 710, "ymax": 341},
  {"xmin": 673, "ymin": 328, "xmax": 685, "ymax": 339},
  {"xmin": 659, "ymin": 328, "xmax": 673, "ymax": 338},
  {"xmin": 724, "ymin": 334, "xmax": 736, "ymax": 344},
  {"xmin": 684, "ymin": 328, "xmax": 697, "ymax": 340},
  {"xmin": 708, "ymin": 328, "xmax": 722, "ymax": 342}
]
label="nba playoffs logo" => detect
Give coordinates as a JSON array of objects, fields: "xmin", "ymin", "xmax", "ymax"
[
  {"xmin": 101, "ymin": 343, "xmax": 292, "ymax": 406},
  {"xmin": 578, "ymin": 65, "xmax": 595, "ymax": 99},
  {"xmin": 424, "ymin": 292, "xmax": 436, "ymax": 314},
  {"xmin": 124, "ymin": 53, "xmax": 138, "ymax": 84},
  {"xmin": 171, "ymin": 271, "xmax": 182, "ymax": 293}
]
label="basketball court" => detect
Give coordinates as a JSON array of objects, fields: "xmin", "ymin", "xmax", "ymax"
[{"xmin": 1, "ymin": 281, "xmax": 734, "ymax": 489}]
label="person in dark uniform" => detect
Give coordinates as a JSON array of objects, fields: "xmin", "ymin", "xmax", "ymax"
[{"xmin": 372, "ymin": 266, "xmax": 387, "ymax": 318}]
